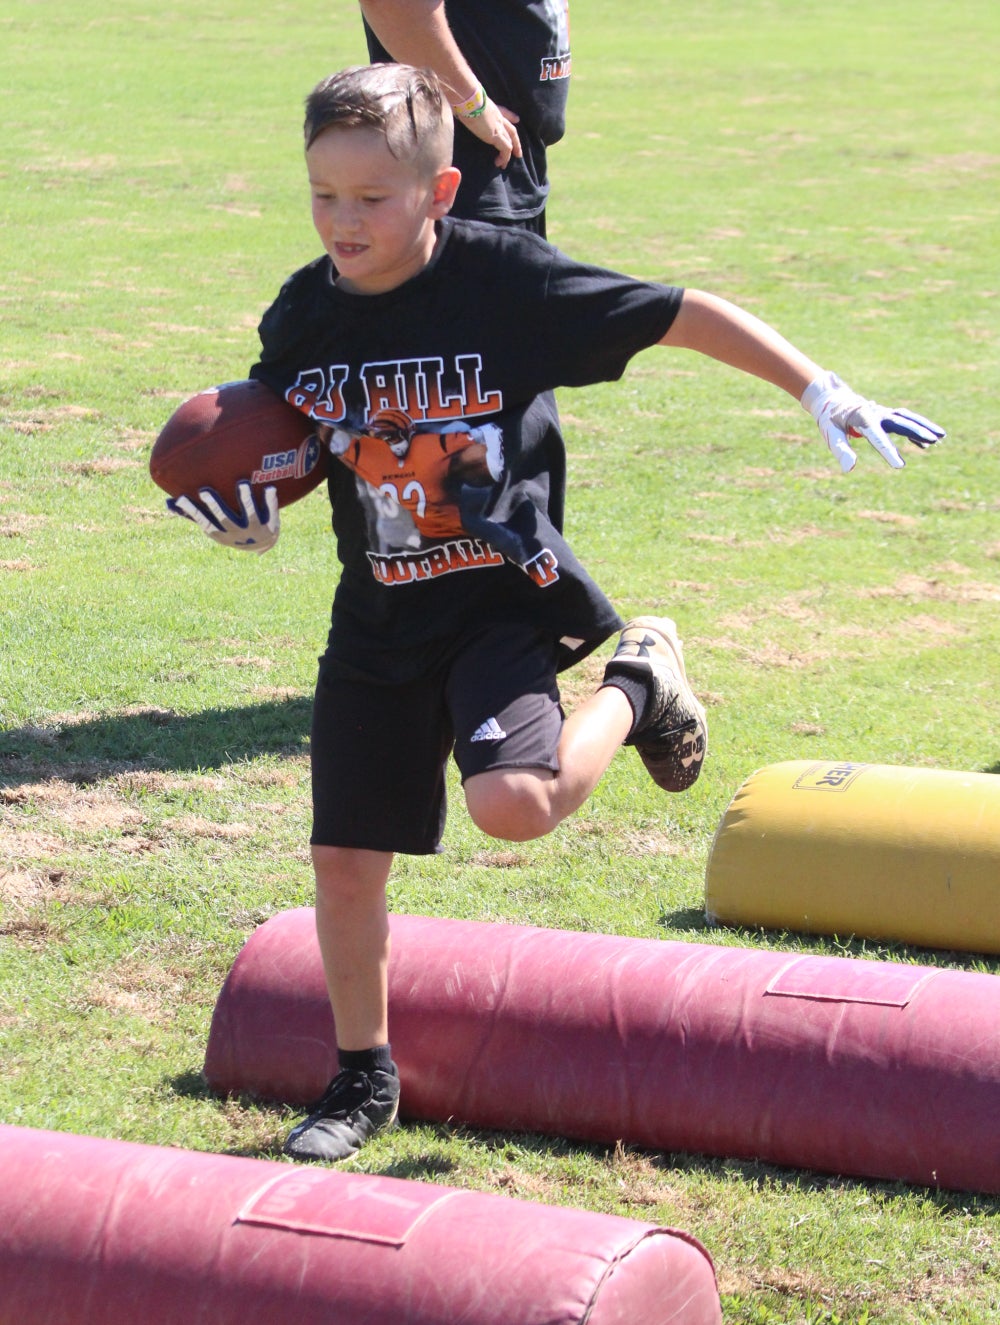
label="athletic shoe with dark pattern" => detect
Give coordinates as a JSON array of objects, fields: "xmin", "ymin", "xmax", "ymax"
[
  {"xmin": 283, "ymin": 1065, "xmax": 400, "ymax": 1162},
  {"xmin": 603, "ymin": 616, "xmax": 707, "ymax": 792}
]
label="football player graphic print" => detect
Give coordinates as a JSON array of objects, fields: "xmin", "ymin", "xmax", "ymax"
[{"xmin": 329, "ymin": 409, "xmax": 505, "ymax": 552}]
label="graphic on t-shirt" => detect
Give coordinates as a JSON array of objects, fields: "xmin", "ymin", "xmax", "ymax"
[
  {"xmin": 540, "ymin": 0, "xmax": 571, "ymax": 81},
  {"xmin": 325, "ymin": 408, "xmax": 560, "ymax": 590},
  {"xmin": 286, "ymin": 355, "xmax": 502, "ymax": 428},
  {"xmin": 329, "ymin": 408, "xmax": 501, "ymax": 544}
]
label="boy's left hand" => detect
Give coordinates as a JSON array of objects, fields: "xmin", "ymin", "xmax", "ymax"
[{"xmin": 801, "ymin": 370, "xmax": 945, "ymax": 473}]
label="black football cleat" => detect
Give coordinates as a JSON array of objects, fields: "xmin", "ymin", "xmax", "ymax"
[{"xmin": 283, "ymin": 1065, "xmax": 400, "ymax": 1162}]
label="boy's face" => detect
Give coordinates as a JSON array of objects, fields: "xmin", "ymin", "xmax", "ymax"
[{"xmin": 307, "ymin": 127, "xmax": 459, "ymax": 296}]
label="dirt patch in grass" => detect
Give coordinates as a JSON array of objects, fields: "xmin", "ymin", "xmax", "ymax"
[
  {"xmin": 856, "ymin": 508, "xmax": 920, "ymax": 528},
  {"xmin": 0, "ymin": 765, "xmax": 305, "ymax": 895},
  {"xmin": 898, "ymin": 613, "xmax": 967, "ymax": 638},
  {"xmin": 0, "ymin": 864, "xmax": 80, "ymax": 945},
  {"xmin": 1, "ymin": 865, "xmax": 75, "ymax": 908},
  {"xmin": 236, "ymin": 763, "xmax": 307, "ymax": 788},
  {"xmin": 162, "ymin": 816, "xmax": 255, "ymax": 841},
  {"xmin": 719, "ymin": 592, "xmax": 823, "ymax": 631},
  {"xmin": 218, "ymin": 654, "xmax": 273, "ymax": 670},
  {"xmin": 0, "ymin": 822, "xmax": 68, "ymax": 861},
  {"xmin": 83, "ymin": 956, "xmax": 192, "ymax": 1024},
  {"xmin": 3, "ymin": 779, "xmax": 148, "ymax": 837},
  {"xmin": 556, "ymin": 656, "xmax": 606, "ymax": 709},
  {"xmin": 470, "ymin": 849, "xmax": 530, "ymax": 869},
  {"xmin": 0, "ymin": 513, "xmax": 47, "ymax": 538},
  {"xmin": 707, "ymin": 635, "xmax": 829, "ymax": 669},
  {"xmin": 63, "ymin": 457, "xmax": 141, "ymax": 478},
  {"xmin": 619, "ymin": 827, "xmax": 688, "ymax": 858},
  {"xmin": 861, "ymin": 573, "xmax": 1000, "ymax": 603},
  {"xmin": 716, "ymin": 1262, "xmax": 839, "ymax": 1304},
  {"xmin": 790, "ymin": 721, "xmax": 827, "ymax": 736}
]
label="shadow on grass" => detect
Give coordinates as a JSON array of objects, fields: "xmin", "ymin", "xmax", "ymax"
[
  {"xmin": 0, "ymin": 697, "xmax": 313, "ymax": 785},
  {"xmin": 645, "ymin": 1148, "xmax": 1000, "ymax": 1215},
  {"xmin": 700, "ymin": 917, "xmax": 1000, "ymax": 974},
  {"xmin": 658, "ymin": 905, "xmax": 710, "ymax": 933},
  {"xmin": 388, "ymin": 1126, "xmax": 1000, "ymax": 1214},
  {"xmin": 661, "ymin": 905, "xmax": 1000, "ymax": 974},
  {"xmin": 167, "ymin": 1072, "xmax": 295, "ymax": 1161},
  {"xmin": 167, "ymin": 1072, "xmax": 1000, "ymax": 1212},
  {"xmin": 170, "ymin": 1069, "xmax": 217, "ymax": 1101}
]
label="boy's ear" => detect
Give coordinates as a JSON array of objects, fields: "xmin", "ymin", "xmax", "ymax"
[{"xmin": 430, "ymin": 166, "xmax": 462, "ymax": 216}]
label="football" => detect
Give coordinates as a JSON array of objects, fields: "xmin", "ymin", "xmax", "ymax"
[{"xmin": 150, "ymin": 379, "xmax": 327, "ymax": 510}]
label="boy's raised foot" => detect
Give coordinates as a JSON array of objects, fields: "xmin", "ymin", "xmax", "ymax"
[
  {"xmin": 603, "ymin": 616, "xmax": 708, "ymax": 792},
  {"xmin": 283, "ymin": 1065, "xmax": 400, "ymax": 1162}
]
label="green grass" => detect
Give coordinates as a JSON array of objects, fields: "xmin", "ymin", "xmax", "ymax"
[{"xmin": 2, "ymin": 0, "xmax": 999, "ymax": 1320}]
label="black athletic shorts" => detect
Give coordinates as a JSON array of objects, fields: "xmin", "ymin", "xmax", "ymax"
[{"xmin": 310, "ymin": 623, "xmax": 564, "ymax": 854}]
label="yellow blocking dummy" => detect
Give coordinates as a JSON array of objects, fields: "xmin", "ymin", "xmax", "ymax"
[{"xmin": 705, "ymin": 761, "xmax": 1000, "ymax": 954}]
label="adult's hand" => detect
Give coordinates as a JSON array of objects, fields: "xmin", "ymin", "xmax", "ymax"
[{"xmin": 456, "ymin": 95, "xmax": 522, "ymax": 168}]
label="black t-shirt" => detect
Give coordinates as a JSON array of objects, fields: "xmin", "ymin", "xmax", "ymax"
[
  {"xmin": 363, "ymin": 0, "xmax": 570, "ymax": 222},
  {"xmin": 250, "ymin": 218, "xmax": 683, "ymax": 679}
]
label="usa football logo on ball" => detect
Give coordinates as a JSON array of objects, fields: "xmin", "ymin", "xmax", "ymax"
[{"xmin": 150, "ymin": 379, "xmax": 327, "ymax": 510}]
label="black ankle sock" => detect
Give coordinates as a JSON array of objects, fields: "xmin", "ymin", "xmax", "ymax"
[
  {"xmin": 600, "ymin": 673, "xmax": 649, "ymax": 739},
  {"xmin": 338, "ymin": 1044, "xmax": 395, "ymax": 1076}
]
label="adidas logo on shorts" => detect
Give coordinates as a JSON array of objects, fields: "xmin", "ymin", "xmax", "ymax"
[{"xmin": 471, "ymin": 717, "xmax": 507, "ymax": 743}]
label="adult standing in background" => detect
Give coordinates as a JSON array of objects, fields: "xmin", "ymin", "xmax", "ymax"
[{"xmin": 359, "ymin": 0, "xmax": 571, "ymax": 235}]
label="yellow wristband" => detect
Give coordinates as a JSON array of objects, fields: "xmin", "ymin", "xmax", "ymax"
[{"xmin": 451, "ymin": 84, "xmax": 487, "ymax": 118}]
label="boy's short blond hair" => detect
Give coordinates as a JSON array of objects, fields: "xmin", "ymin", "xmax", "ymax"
[{"xmin": 305, "ymin": 64, "xmax": 454, "ymax": 178}]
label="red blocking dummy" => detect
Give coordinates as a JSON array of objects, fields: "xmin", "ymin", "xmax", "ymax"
[
  {"xmin": 0, "ymin": 1125, "xmax": 720, "ymax": 1325},
  {"xmin": 204, "ymin": 909, "xmax": 1000, "ymax": 1194}
]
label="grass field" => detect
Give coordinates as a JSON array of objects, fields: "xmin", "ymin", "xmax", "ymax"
[{"xmin": 2, "ymin": 0, "xmax": 999, "ymax": 1320}]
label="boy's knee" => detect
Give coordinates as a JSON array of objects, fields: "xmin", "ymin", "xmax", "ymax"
[
  {"xmin": 311, "ymin": 845, "xmax": 393, "ymax": 901},
  {"xmin": 464, "ymin": 769, "xmax": 558, "ymax": 842}
]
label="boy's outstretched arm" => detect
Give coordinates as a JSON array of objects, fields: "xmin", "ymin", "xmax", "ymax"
[{"xmin": 660, "ymin": 289, "xmax": 945, "ymax": 472}]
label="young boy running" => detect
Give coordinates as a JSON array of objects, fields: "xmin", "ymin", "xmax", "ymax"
[{"xmin": 172, "ymin": 63, "xmax": 944, "ymax": 1162}]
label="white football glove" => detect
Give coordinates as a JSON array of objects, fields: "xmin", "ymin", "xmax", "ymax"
[
  {"xmin": 167, "ymin": 481, "xmax": 280, "ymax": 553},
  {"xmin": 801, "ymin": 370, "xmax": 945, "ymax": 473}
]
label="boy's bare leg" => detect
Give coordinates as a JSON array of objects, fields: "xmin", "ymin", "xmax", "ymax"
[
  {"xmin": 463, "ymin": 684, "xmax": 634, "ymax": 841},
  {"xmin": 465, "ymin": 616, "xmax": 709, "ymax": 840},
  {"xmin": 312, "ymin": 844, "xmax": 394, "ymax": 1048},
  {"xmin": 283, "ymin": 845, "xmax": 399, "ymax": 1161}
]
